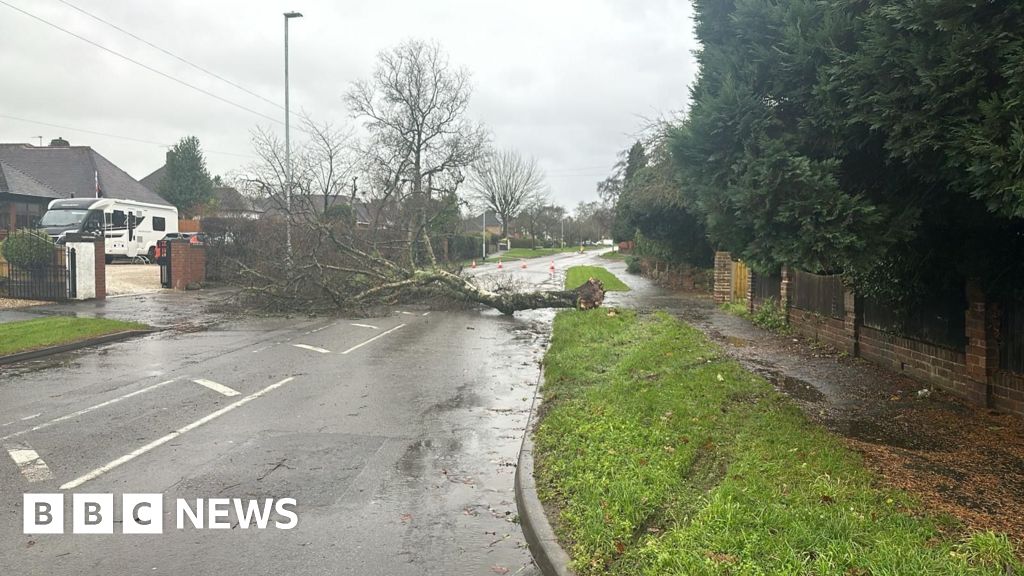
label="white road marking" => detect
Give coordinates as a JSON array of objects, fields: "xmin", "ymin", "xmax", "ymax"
[
  {"xmin": 422, "ymin": 312, "xmax": 431, "ymax": 317},
  {"xmin": 60, "ymin": 377, "xmax": 296, "ymax": 490},
  {"xmin": 341, "ymin": 324, "xmax": 406, "ymax": 355},
  {"xmin": 292, "ymin": 344, "xmax": 331, "ymax": 354},
  {"xmin": 192, "ymin": 379, "xmax": 240, "ymax": 397},
  {"xmin": 0, "ymin": 379, "xmax": 178, "ymax": 442},
  {"xmin": 350, "ymin": 323, "xmax": 378, "ymax": 330},
  {"xmin": 19, "ymin": 413, "xmax": 42, "ymax": 421},
  {"xmin": 399, "ymin": 311, "xmax": 416, "ymax": 316},
  {"xmin": 6, "ymin": 442, "xmax": 54, "ymax": 482},
  {"xmin": 308, "ymin": 324, "xmax": 333, "ymax": 334}
]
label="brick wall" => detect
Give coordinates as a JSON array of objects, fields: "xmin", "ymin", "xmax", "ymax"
[
  {"xmin": 713, "ymin": 251, "xmax": 732, "ymax": 304},
  {"xmin": 990, "ymin": 371, "xmax": 1024, "ymax": 415},
  {"xmin": 167, "ymin": 241, "xmax": 206, "ymax": 290},
  {"xmin": 788, "ymin": 307, "xmax": 848, "ymax": 351},
  {"xmin": 858, "ymin": 326, "xmax": 977, "ymax": 402},
  {"xmin": 778, "ymin": 274, "xmax": 1009, "ymax": 412}
]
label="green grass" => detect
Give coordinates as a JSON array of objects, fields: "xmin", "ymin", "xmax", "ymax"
[
  {"xmin": 534, "ymin": 310, "xmax": 1020, "ymax": 576},
  {"xmin": 600, "ymin": 251, "xmax": 628, "ymax": 261},
  {"xmin": 565, "ymin": 266, "xmax": 630, "ymax": 292},
  {"xmin": 0, "ymin": 317, "xmax": 148, "ymax": 356},
  {"xmin": 498, "ymin": 245, "xmax": 600, "ymax": 260}
]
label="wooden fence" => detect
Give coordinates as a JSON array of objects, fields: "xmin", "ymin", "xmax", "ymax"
[{"xmin": 790, "ymin": 270, "xmax": 844, "ymax": 319}]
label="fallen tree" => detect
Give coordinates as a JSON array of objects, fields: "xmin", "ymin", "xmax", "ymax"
[{"xmin": 206, "ymin": 217, "xmax": 606, "ymax": 315}]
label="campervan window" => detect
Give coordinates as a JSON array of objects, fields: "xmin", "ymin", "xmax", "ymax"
[
  {"xmin": 39, "ymin": 209, "xmax": 87, "ymax": 227},
  {"xmin": 153, "ymin": 216, "xmax": 166, "ymax": 231},
  {"xmin": 111, "ymin": 210, "xmax": 127, "ymax": 228}
]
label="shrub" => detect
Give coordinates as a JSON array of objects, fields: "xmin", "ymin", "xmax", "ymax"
[
  {"xmin": 509, "ymin": 237, "xmax": 537, "ymax": 249},
  {"xmin": 446, "ymin": 234, "xmax": 485, "ymax": 262},
  {"xmin": 625, "ymin": 255, "xmax": 641, "ymax": 274},
  {"xmin": 750, "ymin": 297, "xmax": 790, "ymax": 333},
  {"xmin": 1, "ymin": 230, "xmax": 55, "ymax": 269}
]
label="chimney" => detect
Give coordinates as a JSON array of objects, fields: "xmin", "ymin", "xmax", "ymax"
[{"xmin": 49, "ymin": 137, "xmax": 70, "ymax": 147}]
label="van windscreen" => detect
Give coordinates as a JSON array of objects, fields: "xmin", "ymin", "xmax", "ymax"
[{"xmin": 38, "ymin": 209, "xmax": 88, "ymax": 227}]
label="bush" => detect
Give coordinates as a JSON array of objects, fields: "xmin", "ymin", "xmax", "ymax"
[
  {"xmin": 750, "ymin": 297, "xmax": 790, "ymax": 333},
  {"xmin": 625, "ymin": 255, "xmax": 641, "ymax": 274},
  {"xmin": 446, "ymin": 234, "xmax": 485, "ymax": 262},
  {"xmin": 509, "ymin": 237, "xmax": 537, "ymax": 249},
  {"xmin": 1, "ymin": 230, "xmax": 55, "ymax": 269}
]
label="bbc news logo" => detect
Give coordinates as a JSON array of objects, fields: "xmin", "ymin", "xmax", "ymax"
[{"xmin": 24, "ymin": 494, "xmax": 298, "ymax": 534}]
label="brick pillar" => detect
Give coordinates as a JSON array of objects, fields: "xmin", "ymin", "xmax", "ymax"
[
  {"xmin": 964, "ymin": 281, "xmax": 991, "ymax": 406},
  {"xmin": 843, "ymin": 289, "xmax": 858, "ymax": 357},
  {"xmin": 780, "ymin": 266, "xmax": 792, "ymax": 321},
  {"xmin": 93, "ymin": 238, "xmax": 106, "ymax": 300},
  {"xmin": 747, "ymin": 270, "xmax": 756, "ymax": 313},
  {"xmin": 713, "ymin": 251, "xmax": 732, "ymax": 304}
]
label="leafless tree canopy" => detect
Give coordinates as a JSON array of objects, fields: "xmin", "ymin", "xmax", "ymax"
[
  {"xmin": 346, "ymin": 39, "xmax": 488, "ymax": 267},
  {"xmin": 467, "ymin": 148, "xmax": 547, "ymax": 238},
  {"xmin": 209, "ymin": 40, "xmax": 603, "ymax": 316}
]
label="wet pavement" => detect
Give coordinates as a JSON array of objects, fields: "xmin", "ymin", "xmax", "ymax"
[{"xmin": 1, "ymin": 287, "xmax": 551, "ymax": 575}]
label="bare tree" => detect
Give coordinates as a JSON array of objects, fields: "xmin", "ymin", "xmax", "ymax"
[
  {"xmin": 467, "ymin": 148, "xmax": 547, "ymax": 238},
  {"xmin": 210, "ymin": 44, "xmax": 606, "ymax": 316},
  {"xmin": 345, "ymin": 39, "xmax": 488, "ymax": 267}
]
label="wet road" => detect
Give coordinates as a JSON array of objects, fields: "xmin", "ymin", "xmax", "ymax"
[{"xmin": 0, "ymin": 290, "xmax": 557, "ymax": 575}]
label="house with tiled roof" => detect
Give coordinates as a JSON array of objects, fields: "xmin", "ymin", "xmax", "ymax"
[{"xmin": 0, "ymin": 138, "xmax": 168, "ymax": 235}]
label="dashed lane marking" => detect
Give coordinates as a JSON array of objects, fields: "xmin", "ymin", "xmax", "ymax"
[
  {"xmin": 5, "ymin": 441, "xmax": 54, "ymax": 482},
  {"xmin": 350, "ymin": 323, "xmax": 378, "ymax": 330},
  {"xmin": 292, "ymin": 344, "xmax": 331, "ymax": 354},
  {"xmin": 192, "ymin": 379, "xmax": 241, "ymax": 397},
  {"xmin": 341, "ymin": 324, "xmax": 406, "ymax": 355},
  {"xmin": 0, "ymin": 379, "xmax": 178, "ymax": 442},
  {"xmin": 60, "ymin": 377, "xmax": 296, "ymax": 490}
]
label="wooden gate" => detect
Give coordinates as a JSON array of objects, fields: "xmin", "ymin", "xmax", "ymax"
[{"xmin": 731, "ymin": 260, "xmax": 750, "ymax": 302}]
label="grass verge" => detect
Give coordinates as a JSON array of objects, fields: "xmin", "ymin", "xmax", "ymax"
[
  {"xmin": 499, "ymin": 246, "xmax": 599, "ymax": 260},
  {"xmin": 565, "ymin": 266, "xmax": 630, "ymax": 292},
  {"xmin": 600, "ymin": 251, "xmax": 627, "ymax": 261},
  {"xmin": 533, "ymin": 309, "xmax": 1020, "ymax": 575},
  {"xmin": 0, "ymin": 317, "xmax": 148, "ymax": 356}
]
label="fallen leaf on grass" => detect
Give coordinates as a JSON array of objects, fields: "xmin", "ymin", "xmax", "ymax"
[
  {"xmin": 615, "ymin": 541, "xmax": 626, "ymax": 555},
  {"xmin": 706, "ymin": 552, "xmax": 738, "ymax": 564},
  {"xmin": 716, "ymin": 374, "xmax": 725, "ymax": 382}
]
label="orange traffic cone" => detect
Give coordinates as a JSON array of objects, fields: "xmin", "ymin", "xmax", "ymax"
[
  {"xmin": 471, "ymin": 260, "xmax": 476, "ymax": 269},
  {"xmin": 520, "ymin": 260, "xmax": 527, "ymax": 269},
  {"xmin": 497, "ymin": 259, "xmax": 503, "ymax": 270}
]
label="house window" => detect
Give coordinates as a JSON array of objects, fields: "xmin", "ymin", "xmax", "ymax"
[
  {"xmin": 153, "ymin": 216, "xmax": 166, "ymax": 232},
  {"xmin": 14, "ymin": 202, "xmax": 43, "ymax": 229}
]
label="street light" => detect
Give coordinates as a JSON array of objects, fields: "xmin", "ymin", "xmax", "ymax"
[{"xmin": 284, "ymin": 10, "xmax": 303, "ymax": 266}]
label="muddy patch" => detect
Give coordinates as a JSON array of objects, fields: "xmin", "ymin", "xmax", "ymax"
[
  {"xmin": 844, "ymin": 417, "xmax": 949, "ymax": 451},
  {"xmin": 772, "ymin": 374, "xmax": 826, "ymax": 403}
]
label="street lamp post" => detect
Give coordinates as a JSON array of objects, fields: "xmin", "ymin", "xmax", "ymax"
[
  {"xmin": 482, "ymin": 212, "xmax": 487, "ymax": 260},
  {"xmin": 284, "ymin": 11, "xmax": 303, "ymax": 266}
]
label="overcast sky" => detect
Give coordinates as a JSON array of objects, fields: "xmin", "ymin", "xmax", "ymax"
[{"xmin": 0, "ymin": 0, "xmax": 699, "ymax": 210}]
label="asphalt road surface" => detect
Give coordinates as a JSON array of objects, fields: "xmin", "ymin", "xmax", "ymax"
[{"xmin": 0, "ymin": 249, "xmax": 616, "ymax": 575}]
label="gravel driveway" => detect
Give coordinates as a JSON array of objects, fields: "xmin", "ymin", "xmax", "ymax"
[{"xmin": 104, "ymin": 263, "xmax": 162, "ymax": 296}]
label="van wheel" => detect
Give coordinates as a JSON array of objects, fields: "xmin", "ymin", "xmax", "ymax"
[{"xmin": 147, "ymin": 247, "xmax": 156, "ymax": 261}]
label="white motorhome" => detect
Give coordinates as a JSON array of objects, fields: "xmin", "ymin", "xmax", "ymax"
[{"xmin": 39, "ymin": 198, "xmax": 178, "ymax": 262}]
